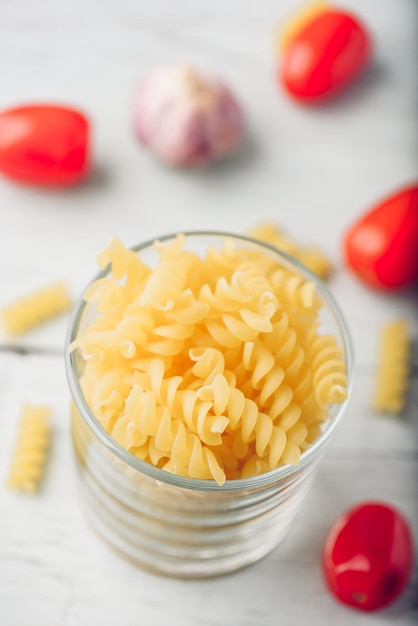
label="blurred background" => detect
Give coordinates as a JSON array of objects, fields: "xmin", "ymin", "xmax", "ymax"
[{"xmin": 0, "ymin": 0, "xmax": 417, "ymax": 290}]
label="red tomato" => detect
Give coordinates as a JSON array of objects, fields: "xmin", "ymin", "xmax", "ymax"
[
  {"xmin": 280, "ymin": 9, "xmax": 372, "ymax": 102},
  {"xmin": 323, "ymin": 502, "xmax": 414, "ymax": 612},
  {"xmin": 0, "ymin": 104, "xmax": 89, "ymax": 186},
  {"xmin": 343, "ymin": 184, "xmax": 418, "ymax": 289}
]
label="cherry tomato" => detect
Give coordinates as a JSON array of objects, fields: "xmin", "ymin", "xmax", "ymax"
[
  {"xmin": 343, "ymin": 184, "xmax": 418, "ymax": 289},
  {"xmin": 280, "ymin": 9, "xmax": 372, "ymax": 102},
  {"xmin": 323, "ymin": 502, "xmax": 414, "ymax": 612},
  {"xmin": 0, "ymin": 104, "xmax": 89, "ymax": 186}
]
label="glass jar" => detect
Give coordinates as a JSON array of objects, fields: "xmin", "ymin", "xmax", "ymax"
[{"xmin": 65, "ymin": 232, "xmax": 353, "ymax": 578}]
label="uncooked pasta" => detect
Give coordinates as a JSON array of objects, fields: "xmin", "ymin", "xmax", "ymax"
[
  {"xmin": 372, "ymin": 319, "xmax": 411, "ymax": 414},
  {"xmin": 1, "ymin": 282, "xmax": 72, "ymax": 335},
  {"xmin": 70, "ymin": 235, "xmax": 348, "ymax": 484},
  {"xmin": 6, "ymin": 404, "xmax": 51, "ymax": 493},
  {"xmin": 247, "ymin": 221, "xmax": 333, "ymax": 280}
]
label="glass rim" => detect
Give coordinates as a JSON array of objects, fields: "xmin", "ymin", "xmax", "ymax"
[{"xmin": 65, "ymin": 230, "xmax": 354, "ymax": 492}]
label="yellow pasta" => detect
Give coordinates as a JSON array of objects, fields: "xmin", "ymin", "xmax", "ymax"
[
  {"xmin": 71, "ymin": 235, "xmax": 348, "ymax": 485},
  {"xmin": 247, "ymin": 221, "xmax": 333, "ymax": 280},
  {"xmin": 372, "ymin": 319, "xmax": 411, "ymax": 414},
  {"xmin": 6, "ymin": 404, "xmax": 51, "ymax": 493},
  {"xmin": 1, "ymin": 282, "xmax": 72, "ymax": 335}
]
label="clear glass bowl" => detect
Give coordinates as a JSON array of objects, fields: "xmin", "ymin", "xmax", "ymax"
[{"xmin": 65, "ymin": 232, "xmax": 354, "ymax": 578}]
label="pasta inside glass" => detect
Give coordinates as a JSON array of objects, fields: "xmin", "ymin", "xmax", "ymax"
[{"xmin": 65, "ymin": 232, "xmax": 353, "ymax": 577}]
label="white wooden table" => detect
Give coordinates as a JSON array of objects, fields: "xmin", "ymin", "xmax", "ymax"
[{"xmin": 0, "ymin": 1, "xmax": 417, "ymax": 624}]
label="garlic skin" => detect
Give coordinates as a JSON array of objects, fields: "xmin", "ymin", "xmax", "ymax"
[{"xmin": 132, "ymin": 65, "xmax": 244, "ymax": 167}]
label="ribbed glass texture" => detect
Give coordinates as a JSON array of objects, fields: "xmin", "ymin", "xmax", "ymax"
[{"xmin": 66, "ymin": 232, "xmax": 353, "ymax": 578}]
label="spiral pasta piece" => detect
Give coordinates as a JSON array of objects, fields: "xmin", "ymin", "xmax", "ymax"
[
  {"xmin": 71, "ymin": 235, "xmax": 348, "ymax": 484},
  {"xmin": 306, "ymin": 332, "xmax": 348, "ymax": 408},
  {"xmin": 204, "ymin": 240, "xmax": 242, "ymax": 283},
  {"xmin": 270, "ymin": 269, "xmax": 321, "ymax": 319},
  {"xmin": 163, "ymin": 435, "xmax": 226, "ymax": 484},
  {"xmin": 7, "ymin": 404, "xmax": 51, "ymax": 493},
  {"xmin": 88, "ymin": 366, "xmax": 133, "ymax": 427},
  {"xmin": 200, "ymin": 268, "xmax": 278, "ymax": 348},
  {"xmin": 1, "ymin": 282, "xmax": 71, "ymax": 335},
  {"xmin": 372, "ymin": 319, "xmax": 411, "ymax": 414},
  {"xmin": 83, "ymin": 278, "xmax": 130, "ymax": 315},
  {"xmin": 189, "ymin": 347, "xmax": 225, "ymax": 384},
  {"xmin": 236, "ymin": 262, "xmax": 279, "ymax": 304},
  {"xmin": 200, "ymin": 273, "xmax": 252, "ymax": 314},
  {"xmin": 164, "ymin": 289, "xmax": 210, "ymax": 324},
  {"xmin": 140, "ymin": 258, "xmax": 188, "ymax": 311},
  {"xmin": 97, "ymin": 237, "xmax": 151, "ymax": 289},
  {"xmin": 243, "ymin": 340, "xmax": 285, "ymax": 404},
  {"xmin": 247, "ymin": 221, "xmax": 333, "ymax": 279}
]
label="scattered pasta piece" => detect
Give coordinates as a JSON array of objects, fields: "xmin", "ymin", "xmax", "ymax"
[
  {"xmin": 1, "ymin": 282, "xmax": 72, "ymax": 335},
  {"xmin": 6, "ymin": 404, "xmax": 51, "ymax": 493},
  {"xmin": 372, "ymin": 319, "xmax": 411, "ymax": 414},
  {"xmin": 247, "ymin": 221, "xmax": 333, "ymax": 280},
  {"xmin": 70, "ymin": 235, "xmax": 348, "ymax": 485}
]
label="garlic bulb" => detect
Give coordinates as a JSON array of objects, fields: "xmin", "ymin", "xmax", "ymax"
[{"xmin": 132, "ymin": 65, "xmax": 244, "ymax": 167}]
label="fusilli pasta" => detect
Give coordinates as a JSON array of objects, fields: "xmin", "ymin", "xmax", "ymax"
[
  {"xmin": 247, "ymin": 221, "xmax": 333, "ymax": 280},
  {"xmin": 70, "ymin": 235, "xmax": 348, "ymax": 484},
  {"xmin": 372, "ymin": 319, "xmax": 411, "ymax": 414},
  {"xmin": 2, "ymin": 282, "xmax": 72, "ymax": 335},
  {"xmin": 6, "ymin": 404, "xmax": 51, "ymax": 493}
]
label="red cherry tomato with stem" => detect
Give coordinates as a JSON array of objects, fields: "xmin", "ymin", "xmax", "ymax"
[
  {"xmin": 0, "ymin": 104, "xmax": 89, "ymax": 186},
  {"xmin": 280, "ymin": 9, "xmax": 372, "ymax": 102},
  {"xmin": 323, "ymin": 502, "xmax": 414, "ymax": 612},
  {"xmin": 343, "ymin": 184, "xmax": 418, "ymax": 290}
]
